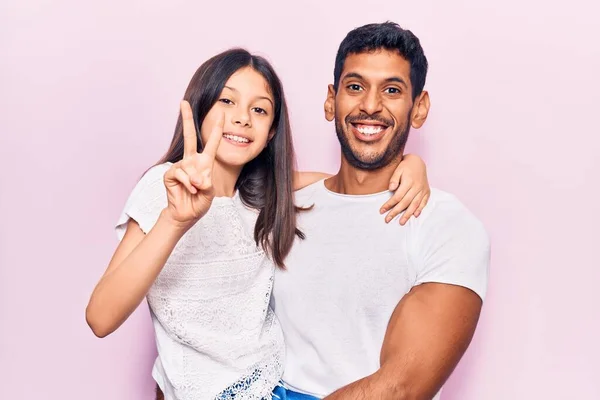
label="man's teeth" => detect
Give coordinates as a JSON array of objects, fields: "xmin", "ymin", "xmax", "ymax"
[
  {"xmin": 356, "ymin": 125, "xmax": 385, "ymax": 135},
  {"xmin": 223, "ymin": 134, "xmax": 250, "ymax": 143}
]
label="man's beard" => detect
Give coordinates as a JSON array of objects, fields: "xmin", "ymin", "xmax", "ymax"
[{"xmin": 335, "ymin": 112, "xmax": 411, "ymax": 170}]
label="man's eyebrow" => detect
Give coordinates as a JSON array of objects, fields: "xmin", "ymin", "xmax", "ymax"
[
  {"xmin": 341, "ymin": 72, "xmax": 364, "ymax": 81},
  {"xmin": 341, "ymin": 73, "xmax": 408, "ymax": 88},
  {"xmin": 383, "ymin": 77, "xmax": 408, "ymax": 88}
]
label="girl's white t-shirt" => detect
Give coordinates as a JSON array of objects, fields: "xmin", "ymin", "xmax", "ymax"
[{"xmin": 115, "ymin": 163, "xmax": 284, "ymax": 400}]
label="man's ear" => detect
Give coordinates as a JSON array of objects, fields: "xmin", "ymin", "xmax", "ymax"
[
  {"xmin": 324, "ymin": 84, "xmax": 336, "ymax": 122},
  {"xmin": 411, "ymin": 90, "xmax": 430, "ymax": 129}
]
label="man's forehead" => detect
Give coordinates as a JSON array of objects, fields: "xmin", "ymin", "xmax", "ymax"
[{"xmin": 341, "ymin": 50, "xmax": 411, "ymax": 83}]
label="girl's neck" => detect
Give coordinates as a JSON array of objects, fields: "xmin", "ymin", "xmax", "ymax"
[{"xmin": 211, "ymin": 160, "xmax": 243, "ymax": 198}]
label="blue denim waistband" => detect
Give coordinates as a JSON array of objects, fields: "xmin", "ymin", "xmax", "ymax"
[{"xmin": 272, "ymin": 383, "xmax": 320, "ymax": 400}]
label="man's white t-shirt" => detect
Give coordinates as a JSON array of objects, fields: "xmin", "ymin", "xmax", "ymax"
[{"xmin": 272, "ymin": 180, "xmax": 490, "ymax": 399}]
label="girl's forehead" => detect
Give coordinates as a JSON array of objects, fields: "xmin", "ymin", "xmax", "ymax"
[{"xmin": 225, "ymin": 67, "xmax": 274, "ymax": 100}]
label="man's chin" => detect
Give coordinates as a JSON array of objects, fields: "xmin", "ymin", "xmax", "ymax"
[{"xmin": 343, "ymin": 149, "xmax": 389, "ymax": 170}]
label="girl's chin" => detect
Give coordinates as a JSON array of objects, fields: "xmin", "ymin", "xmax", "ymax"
[{"xmin": 215, "ymin": 152, "xmax": 261, "ymax": 170}]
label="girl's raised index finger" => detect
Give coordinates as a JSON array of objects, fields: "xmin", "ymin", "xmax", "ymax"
[
  {"xmin": 202, "ymin": 112, "xmax": 224, "ymax": 160},
  {"xmin": 181, "ymin": 100, "xmax": 198, "ymax": 158}
]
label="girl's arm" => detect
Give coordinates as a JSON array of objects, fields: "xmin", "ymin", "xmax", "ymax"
[
  {"xmin": 86, "ymin": 101, "xmax": 223, "ymax": 338},
  {"xmin": 293, "ymin": 154, "xmax": 430, "ymax": 225},
  {"xmin": 293, "ymin": 171, "xmax": 331, "ymax": 191},
  {"xmin": 379, "ymin": 153, "xmax": 430, "ymax": 225},
  {"xmin": 85, "ymin": 210, "xmax": 186, "ymax": 338}
]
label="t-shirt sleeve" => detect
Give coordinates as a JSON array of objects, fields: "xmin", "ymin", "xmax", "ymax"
[
  {"xmin": 115, "ymin": 163, "xmax": 171, "ymax": 241},
  {"xmin": 413, "ymin": 194, "xmax": 491, "ymax": 301}
]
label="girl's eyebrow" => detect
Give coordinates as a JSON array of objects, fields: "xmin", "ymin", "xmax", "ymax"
[{"xmin": 224, "ymin": 86, "xmax": 274, "ymax": 107}]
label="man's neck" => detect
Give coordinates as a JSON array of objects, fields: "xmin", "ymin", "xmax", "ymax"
[{"xmin": 325, "ymin": 155, "xmax": 402, "ymax": 195}]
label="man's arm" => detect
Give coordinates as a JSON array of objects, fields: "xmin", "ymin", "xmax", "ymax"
[{"xmin": 324, "ymin": 282, "xmax": 482, "ymax": 400}]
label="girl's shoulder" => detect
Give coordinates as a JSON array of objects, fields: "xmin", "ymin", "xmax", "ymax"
[{"xmin": 115, "ymin": 163, "xmax": 171, "ymax": 238}]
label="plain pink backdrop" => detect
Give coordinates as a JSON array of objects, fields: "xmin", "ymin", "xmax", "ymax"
[{"xmin": 1, "ymin": 1, "xmax": 598, "ymax": 399}]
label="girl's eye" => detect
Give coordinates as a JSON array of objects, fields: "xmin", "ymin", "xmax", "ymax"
[
  {"xmin": 252, "ymin": 107, "xmax": 267, "ymax": 115},
  {"xmin": 347, "ymin": 84, "xmax": 363, "ymax": 92},
  {"xmin": 219, "ymin": 98, "xmax": 233, "ymax": 105}
]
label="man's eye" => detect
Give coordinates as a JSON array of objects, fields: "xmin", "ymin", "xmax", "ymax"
[
  {"xmin": 385, "ymin": 87, "xmax": 401, "ymax": 94},
  {"xmin": 347, "ymin": 84, "xmax": 363, "ymax": 92}
]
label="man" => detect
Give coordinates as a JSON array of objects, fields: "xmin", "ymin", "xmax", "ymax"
[{"xmin": 272, "ymin": 22, "xmax": 490, "ymax": 400}]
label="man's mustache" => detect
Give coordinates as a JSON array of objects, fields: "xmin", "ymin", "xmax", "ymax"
[{"xmin": 345, "ymin": 113, "xmax": 394, "ymax": 127}]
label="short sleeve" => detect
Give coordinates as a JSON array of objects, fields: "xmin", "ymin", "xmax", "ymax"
[
  {"xmin": 115, "ymin": 163, "xmax": 171, "ymax": 240},
  {"xmin": 412, "ymin": 191, "xmax": 491, "ymax": 301}
]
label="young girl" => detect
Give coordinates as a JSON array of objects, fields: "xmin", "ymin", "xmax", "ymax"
[{"xmin": 85, "ymin": 48, "xmax": 430, "ymax": 400}]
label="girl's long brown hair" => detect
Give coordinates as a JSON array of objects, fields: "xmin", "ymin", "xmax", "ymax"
[{"xmin": 158, "ymin": 48, "xmax": 304, "ymax": 268}]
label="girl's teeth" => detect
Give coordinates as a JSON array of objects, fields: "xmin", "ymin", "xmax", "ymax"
[{"xmin": 224, "ymin": 134, "xmax": 249, "ymax": 143}]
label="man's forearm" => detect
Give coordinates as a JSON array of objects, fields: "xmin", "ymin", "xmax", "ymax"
[
  {"xmin": 324, "ymin": 283, "xmax": 483, "ymax": 400},
  {"xmin": 323, "ymin": 367, "xmax": 412, "ymax": 400}
]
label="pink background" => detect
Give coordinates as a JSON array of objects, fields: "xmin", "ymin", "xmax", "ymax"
[{"xmin": 1, "ymin": 0, "xmax": 598, "ymax": 399}]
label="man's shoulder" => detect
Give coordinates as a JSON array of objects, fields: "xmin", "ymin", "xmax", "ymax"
[
  {"xmin": 426, "ymin": 188, "xmax": 465, "ymax": 213},
  {"xmin": 412, "ymin": 188, "xmax": 491, "ymax": 300},
  {"xmin": 420, "ymin": 188, "xmax": 488, "ymax": 236},
  {"xmin": 424, "ymin": 188, "xmax": 473, "ymax": 215}
]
